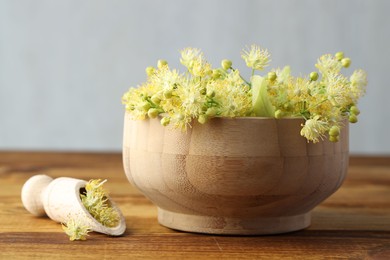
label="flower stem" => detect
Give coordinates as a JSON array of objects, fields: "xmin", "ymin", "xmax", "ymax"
[{"xmin": 231, "ymin": 67, "xmax": 251, "ymax": 87}]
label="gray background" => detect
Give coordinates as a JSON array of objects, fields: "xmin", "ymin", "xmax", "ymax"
[{"xmin": 1, "ymin": 0, "xmax": 389, "ymax": 154}]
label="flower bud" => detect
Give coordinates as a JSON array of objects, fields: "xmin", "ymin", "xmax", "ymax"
[
  {"xmin": 329, "ymin": 126, "xmax": 340, "ymax": 137},
  {"xmin": 151, "ymin": 95, "xmax": 161, "ymax": 104},
  {"xmin": 335, "ymin": 52, "xmax": 344, "ymax": 61},
  {"xmin": 221, "ymin": 59, "xmax": 232, "ymax": 70},
  {"xmin": 145, "ymin": 66, "xmax": 155, "ymax": 77},
  {"xmin": 205, "ymin": 107, "xmax": 217, "ymax": 117},
  {"xmin": 350, "ymin": 105, "xmax": 360, "ymax": 115},
  {"xmin": 197, "ymin": 114, "xmax": 208, "ymax": 124},
  {"xmin": 206, "ymin": 89, "xmax": 215, "ymax": 98},
  {"xmin": 211, "ymin": 69, "xmax": 222, "ymax": 79},
  {"xmin": 163, "ymin": 90, "xmax": 173, "ymax": 98},
  {"xmin": 309, "ymin": 72, "xmax": 319, "ymax": 81},
  {"xmin": 157, "ymin": 60, "xmax": 168, "ymax": 69},
  {"xmin": 274, "ymin": 109, "xmax": 283, "ymax": 119},
  {"xmin": 147, "ymin": 108, "xmax": 159, "ymax": 118},
  {"xmin": 268, "ymin": 72, "xmax": 277, "ymax": 81},
  {"xmin": 141, "ymin": 102, "xmax": 151, "ymax": 111},
  {"xmin": 329, "ymin": 135, "xmax": 339, "ymax": 142},
  {"xmin": 205, "ymin": 69, "xmax": 213, "ymax": 76},
  {"xmin": 341, "ymin": 58, "xmax": 351, "ymax": 68},
  {"xmin": 160, "ymin": 117, "xmax": 170, "ymax": 126},
  {"xmin": 349, "ymin": 114, "xmax": 358, "ymax": 123}
]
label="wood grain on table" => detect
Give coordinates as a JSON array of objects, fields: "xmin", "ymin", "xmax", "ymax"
[{"xmin": 0, "ymin": 152, "xmax": 389, "ymax": 259}]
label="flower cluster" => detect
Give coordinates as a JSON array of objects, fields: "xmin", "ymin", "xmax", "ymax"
[
  {"xmin": 62, "ymin": 179, "xmax": 120, "ymax": 241},
  {"xmin": 80, "ymin": 179, "xmax": 120, "ymax": 228},
  {"xmin": 122, "ymin": 45, "xmax": 367, "ymax": 142},
  {"xmin": 62, "ymin": 217, "xmax": 91, "ymax": 241},
  {"xmin": 122, "ymin": 47, "xmax": 252, "ymax": 130}
]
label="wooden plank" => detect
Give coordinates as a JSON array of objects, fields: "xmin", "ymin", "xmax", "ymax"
[{"xmin": 0, "ymin": 152, "xmax": 389, "ymax": 259}]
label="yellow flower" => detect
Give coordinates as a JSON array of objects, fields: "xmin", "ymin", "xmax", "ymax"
[
  {"xmin": 207, "ymin": 71, "xmax": 252, "ymax": 117},
  {"xmin": 350, "ymin": 69, "xmax": 367, "ymax": 87},
  {"xmin": 241, "ymin": 45, "xmax": 270, "ymax": 71},
  {"xmin": 180, "ymin": 48, "xmax": 202, "ymax": 69},
  {"xmin": 350, "ymin": 69, "xmax": 367, "ymax": 101},
  {"xmin": 169, "ymin": 112, "xmax": 192, "ymax": 130},
  {"xmin": 122, "ymin": 46, "xmax": 367, "ymax": 143},
  {"xmin": 81, "ymin": 179, "xmax": 120, "ymax": 228},
  {"xmin": 151, "ymin": 66, "xmax": 182, "ymax": 92},
  {"xmin": 121, "ymin": 86, "xmax": 149, "ymax": 120},
  {"xmin": 325, "ymin": 73, "xmax": 350, "ymax": 107},
  {"xmin": 180, "ymin": 47, "xmax": 211, "ymax": 77},
  {"xmin": 62, "ymin": 218, "xmax": 91, "ymax": 241},
  {"xmin": 275, "ymin": 66, "xmax": 291, "ymax": 84},
  {"xmin": 315, "ymin": 54, "xmax": 342, "ymax": 75},
  {"xmin": 176, "ymin": 81, "xmax": 206, "ymax": 117},
  {"xmin": 300, "ymin": 116, "xmax": 329, "ymax": 143}
]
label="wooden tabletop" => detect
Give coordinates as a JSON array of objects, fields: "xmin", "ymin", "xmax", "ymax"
[{"xmin": 0, "ymin": 152, "xmax": 389, "ymax": 259}]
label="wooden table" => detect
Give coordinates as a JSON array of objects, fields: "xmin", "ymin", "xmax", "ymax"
[{"xmin": 0, "ymin": 152, "xmax": 389, "ymax": 259}]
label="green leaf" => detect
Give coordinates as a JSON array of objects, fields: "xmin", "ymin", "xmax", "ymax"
[{"xmin": 251, "ymin": 75, "xmax": 275, "ymax": 117}]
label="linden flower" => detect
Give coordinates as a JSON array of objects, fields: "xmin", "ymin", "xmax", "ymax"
[
  {"xmin": 219, "ymin": 91, "xmax": 250, "ymax": 117},
  {"xmin": 62, "ymin": 218, "xmax": 91, "ymax": 241},
  {"xmin": 122, "ymin": 45, "xmax": 366, "ymax": 143},
  {"xmin": 350, "ymin": 69, "xmax": 367, "ymax": 101},
  {"xmin": 315, "ymin": 54, "xmax": 342, "ymax": 75},
  {"xmin": 291, "ymin": 77, "xmax": 311, "ymax": 98},
  {"xmin": 151, "ymin": 66, "xmax": 182, "ymax": 92},
  {"xmin": 180, "ymin": 47, "xmax": 211, "ymax": 77},
  {"xmin": 300, "ymin": 116, "xmax": 329, "ymax": 143},
  {"xmin": 350, "ymin": 69, "xmax": 368, "ymax": 87},
  {"xmin": 207, "ymin": 72, "xmax": 252, "ymax": 117},
  {"xmin": 275, "ymin": 66, "xmax": 291, "ymax": 84},
  {"xmin": 177, "ymin": 82, "xmax": 206, "ymax": 117},
  {"xmin": 241, "ymin": 45, "xmax": 270, "ymax": 71},
  {"xmin": 81, "ymin": 179, "xmax": 120, "ymax": 228},
  {"xmin": 191, "ymin": 58, "xmax": 212, "ymax": 77},
  {"xmin": 325, "ymin": 73, "xmax": 350, "ymax": 107},
  {"xmin": 168, "ymin": 112, "xmax": 192, "ymax": 130},
  {"xmin": 121, "ymin": 86, "xmax": 149, "ymax": 120},
  {"xmin": 226, "ymin": 69, "xmax": 246, "ymax": 87},
  {"xmin": 180, "ymin": 47, "xmax": 202, "ymax": 69}
]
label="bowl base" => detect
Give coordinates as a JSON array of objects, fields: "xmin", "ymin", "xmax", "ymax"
[{"xmin": 158, "ymin": 208, "xmax": 311, "ymax": 235}]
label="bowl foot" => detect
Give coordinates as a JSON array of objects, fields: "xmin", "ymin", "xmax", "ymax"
[{"xmin": 158, "ymin": 208, "xmax": 311, "ymax": 235}]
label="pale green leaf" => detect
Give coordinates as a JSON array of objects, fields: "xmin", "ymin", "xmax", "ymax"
[{"xmin": 251, "ymin": 75, "xmax": 275, "ymax": 117}]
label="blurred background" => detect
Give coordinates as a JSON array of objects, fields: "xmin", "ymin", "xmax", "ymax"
[{"xmin": 0, "ymin": 0, "xmax": 389, "ymax": 154}]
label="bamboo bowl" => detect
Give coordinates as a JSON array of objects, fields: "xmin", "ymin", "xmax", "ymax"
[{"xmin": 122, "ymin": 113, "xmax": 349, "ymax": 235}]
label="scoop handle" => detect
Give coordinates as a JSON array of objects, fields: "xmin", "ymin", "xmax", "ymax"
[{"xmin": 21, "ymin": 174, "xmax": 53, "ymax": 216}]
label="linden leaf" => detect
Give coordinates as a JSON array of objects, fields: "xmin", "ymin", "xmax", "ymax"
[{"xmin": 251, "ymin": 75, "xmax": 275, "ymax": 117}]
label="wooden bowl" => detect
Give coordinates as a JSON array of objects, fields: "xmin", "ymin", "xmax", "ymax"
[{"xmin": 122, "ymin": 113, "xmax": 349, "ymax": 235}]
